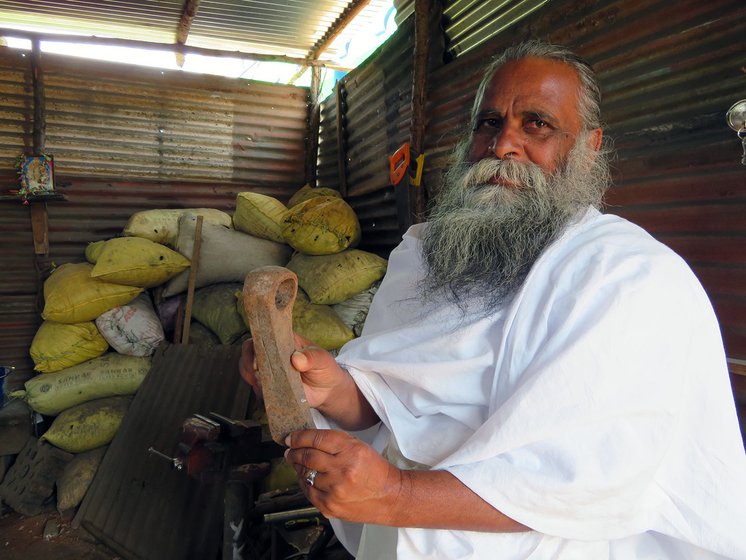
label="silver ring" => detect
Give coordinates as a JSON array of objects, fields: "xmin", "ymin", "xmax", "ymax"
[{"xmin": 305, "ymin": 469, "xmax": 318, "ymax": 487}]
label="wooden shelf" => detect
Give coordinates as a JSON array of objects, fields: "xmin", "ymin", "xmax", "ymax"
[{"xmin": 0, "ymin": 193, "xmax": 67, "ymax": 202}]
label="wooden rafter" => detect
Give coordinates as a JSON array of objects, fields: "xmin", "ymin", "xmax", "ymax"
[
  {"xmin": 175, "ymin": 0, "xmax": 201, "ymax": 67},
  {"xmin": 307, "ymin": 0, "xmax": 373, "ymax": 60},
  {"xmin": 0, "ymin": 27, "xmax": 351, "ymax": 71}
]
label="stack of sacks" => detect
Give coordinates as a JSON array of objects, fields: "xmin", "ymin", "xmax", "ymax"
[
  {"xmin": 235, "ymin": 184, "xmax": 387, "ymax": 353},
  {"xmin": 17, "ymin": 212, "xmax": 210, "ymax": 512}
]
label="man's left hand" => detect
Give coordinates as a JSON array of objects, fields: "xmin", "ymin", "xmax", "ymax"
[{"xmin": 284, "ymin": 429, "xmax": 405, "ymax": 526}]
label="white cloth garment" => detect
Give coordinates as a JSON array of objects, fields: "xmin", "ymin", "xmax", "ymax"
[{"xmin": 319, "ymin": 207, "xmax": 746, "ymax": 559}]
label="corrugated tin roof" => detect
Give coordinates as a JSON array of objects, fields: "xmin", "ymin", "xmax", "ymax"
[{"xmin": 0, "ymin": 0, "xmax": 394, "ymax": 67}]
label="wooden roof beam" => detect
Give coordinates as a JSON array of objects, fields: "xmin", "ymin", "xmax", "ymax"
[
  {"xmin": 0, "ymin": 27, "xmax": 351, "ymax": 71},
  {"xmin": 307, "ymin": 0, "xmax": 373, "ymax": 60},
  {"xmin": 175, "ymin": 0, "xmax": 201, "ymax": 68}
]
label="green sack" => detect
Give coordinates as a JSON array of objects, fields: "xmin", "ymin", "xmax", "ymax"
[
  {"xmin": 282, "ymin": 196, "xmax": 361, "ymax": 256},
  {"xmin": 287, "ymin": 249, "xmax": 387, "ymax": 305},
  {"xmin": 191, "ymin": 283, "xmax": 249, "ymax": 344}
]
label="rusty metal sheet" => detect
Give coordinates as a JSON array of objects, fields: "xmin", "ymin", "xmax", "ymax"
[
  {"xmin": 0, "ymin": 0, "xmax": 395, "ymax": 67},
  {"xmin": 316, "ymin": 16, "xmax": 415, "ymax": 256},
  {"xmin": 76, "ymin": 342, "xmax": 250, "ymax": 560},
  {"xmin": 420, "ymin": 0, "xmax": 746, "ymax": 364}
]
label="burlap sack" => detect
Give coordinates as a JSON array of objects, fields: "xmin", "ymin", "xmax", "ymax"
[
  {"xmin": 287, "ymin": 184, "xmax": 342, "ymax": 208},
  {"xmin": 84, "ymin": 240, "xmax": 106, "ymax": 264},
  {"xmin": 282, "ymin": 196, "xmax": 361, "ymax": 255},
  {"xmin": 30, "ymin": 321, "xmax": 109, "ymax": 373},
  {"xmin": 233, "ymin": 192, "xmax": 287, "ymax": 243},
  {"xmin": 162, "ymin": 214, "xmax": 292, "ymax": 297},
  {"xmin": 95, "ymin": 294, "xmax": 164, "ymax": 356},
  {"xmin": 42, "ymin": 263, "xmax": 142, "ymax": 324},
  {"xmin": 286, "ymin": 249, "xmax": 387, "ymax": 305},
  {"xmin": 191, "ymin": 283, "xmax": 248, "ymax": 345},
  {"xmin": 91, "ymin": 237, "xmax": 190, "ymax": 288},
  {"xmin": 292, "ymin": 295, "xmax": 354, "ymax": 350},
  {"xmin": 123, "ymin": 208, "xmax": 232, "ymax": 246}
]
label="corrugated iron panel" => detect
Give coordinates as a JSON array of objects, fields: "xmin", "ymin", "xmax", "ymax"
[
  {"xmin": 37, "ymin": 53, "xmax": 307, "ymax": 186},
  {"xmin": 0, "ymin": 0, "xmax": 184, "ymax": 43},
  {"xmin": 0, "ymin": 50, "xmax": 36, "ymax": 388},
  {"xmin": 0, "ymin": 50, "xmax": 31, "ymax": 167},
  {"xmin": 0, "ymin": 0, "xmax": 395, "ymax": 66},
  {"xmin": 316, "ymin": 16, "xmax": 415, "ymax": 256},
  {"xmin": 0, "ymin": 48, "xmax": 309, "ymax": 389},
  {"xmin": 316, "ymin": 90, "xmax": 339, "ymax": 190},
  {"xmin": 443, "ymin": 0, "xmax": 549, "ymax": 59},
  {"xmin": 394, "ymin": 0, "xmax": 548, "ymax": 58},
  {"xmin": 188, "ymin": 0, "xmax": 352, "ymax": 60},
  {"xmin": 190, "ymin": 0, "xmax": 396, "ymax": 63},
  {"xmin": 422, "ymin": 0, "xmax": 746, "ymax": 360},
  {"xmin": 77, "ymin": 343, "xmax": 250, "ymax": 560}
]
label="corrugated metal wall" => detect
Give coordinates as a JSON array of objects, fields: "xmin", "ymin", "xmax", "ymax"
[
  {"xmin": 316, "ymin": 16, "xmax": 417, "ymax": 256},
  {"xmin": 0, "ymin": 47, "xmax": 309, "ymax": 387},
  {"xmin": 421, "ymin": 0, "xmax": 746, "ymax": 363},
  {"xmin": 395, "ymin": 0, "xmax": 549, "ymax": 59}
]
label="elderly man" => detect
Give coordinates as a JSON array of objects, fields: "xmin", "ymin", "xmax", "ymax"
[{"xmin": 240, "ymin": 41, "xmax": 746, "ymax": 559}]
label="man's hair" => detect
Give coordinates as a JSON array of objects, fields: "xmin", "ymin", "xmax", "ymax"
[{"xmin": 470, "ymin": 40, "xmax": 602, "ymax": 131}]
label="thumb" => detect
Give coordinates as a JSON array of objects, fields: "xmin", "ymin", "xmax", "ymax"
[{"xmin": 291, "ymin": 345, "xmax": 331, "ymax": 373}]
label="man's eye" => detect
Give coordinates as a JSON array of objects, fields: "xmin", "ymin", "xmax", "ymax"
[
  {"xmin": 475, "ymin": 118, "xmax": 501, "ymax": 132},
  {"xmin": 527, "ymin": 118, "xmax": 548, "ymax": 129}
]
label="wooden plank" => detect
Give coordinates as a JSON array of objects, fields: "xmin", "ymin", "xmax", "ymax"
[
  {"xmin": 181, "ymin": 215, "xmax": 203, "ymax": 344},
  {"xmin": 29, "ymin": 202, "xmax": 49, "ymax": 255}
]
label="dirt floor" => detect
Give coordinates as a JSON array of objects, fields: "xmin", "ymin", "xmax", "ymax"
[
  {"xmin": 0, "ymin": 508, "xmax": 353, "ymax": 560},
  {"xmin": 0, "ymin": 510, "xmax": 120, "ymax": 560}
]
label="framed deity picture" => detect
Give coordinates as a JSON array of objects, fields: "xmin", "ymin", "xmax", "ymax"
[{"xmin": 18, "ymin": 154, "xmax": 54, "ymax": 199}]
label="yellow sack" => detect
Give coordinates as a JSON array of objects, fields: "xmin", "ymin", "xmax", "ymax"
[
  {"xmin": 233, "ymin": 192, "xmax": 287, "ymax": 243},
  {"xmin": 41, "ymin": 396, "xmax": 132, "ymax": 453},
  {"xmin": 91, "ymin": 237, "xmax": 190, "ymax": 288},
  {"xmin": 123, "ymin": 208, "xmax": 233, "ymax": 246},
  {"xmin": 12, "ymin": 353, "xmax": 150, "ymax": 415},
  {"xmin": 287, "ymin": 249, "xmax": 387, "ymax": 305},
  {"xmin": 287, "ymin": 184, "xmax": 342, "ymax": 208},
  {"xmin": 85, "ymin": 240, "xmax": 106, "ymax": 264},
  {"xmin": 30, "ymin": 321, "xmax": 109, "ymax": 373},
  {"xmin": 282, "ymin": 196, "xmax": 361, "ymax": 255},
  {"xmin": 56, "ymin": 446, "xmax": 107, "ymax": 511},
  {"xmin": 42, "ymin": 263, "xmax": 142, "ymax": 324},
  {"xmin": 293, "ymin": 294, "xmax": 354, "ymax": 350}
]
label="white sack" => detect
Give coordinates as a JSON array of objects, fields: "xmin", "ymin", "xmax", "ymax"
[
  {"xmin": 162, "ymin": 214, "xmax": 292, "ymax": 297},
  {"xmin": 95, "ymin": 294, "xmax": 164, "ymax": 356}
]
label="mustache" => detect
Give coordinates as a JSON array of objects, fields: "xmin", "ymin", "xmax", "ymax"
[{"xmin": 455, "ymin": 157, "xmax": 550, "ymax": 192}]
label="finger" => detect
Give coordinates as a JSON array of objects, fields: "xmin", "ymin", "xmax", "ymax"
[
  {"xmin": 286, "ymin": 453, "xmax": 329, "ymax": 493},
  {"xmin": 285, "ymin": 429, "xmax": 353, "ymax": 455},
  {"xmin": 293, "ymin": 332, "xmax": 315, "ymax": 349},
  {"xmin": 285, "ymin": 445, "xmax": 334, "ymax": 475},
  {"xmin": 290, "ymin": 346, "xmax": 335, "ymax": 374}
]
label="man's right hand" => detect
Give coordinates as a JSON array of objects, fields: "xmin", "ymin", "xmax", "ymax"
[{"xmin": 239, "ymin": 335, "xmax": 379, "ymax": 431}]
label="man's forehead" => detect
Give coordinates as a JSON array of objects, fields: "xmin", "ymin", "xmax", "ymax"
[{"xmin": 478, "ymin": 58, "xmax": 583, "ymax": 121}]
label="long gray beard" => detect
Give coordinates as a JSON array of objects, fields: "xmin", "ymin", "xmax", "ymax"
[{"xmin": 420, "ymin": 138, "xmax": 609, "ymax": 316}]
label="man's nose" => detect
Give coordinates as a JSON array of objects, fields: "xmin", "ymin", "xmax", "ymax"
[{"xmin": 489, "ymin": 125, "xmax": 521, "ymax": 160}]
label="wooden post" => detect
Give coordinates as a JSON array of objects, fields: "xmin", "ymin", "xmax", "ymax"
[
  {"xmin": 335, "ymin": 80, "xmax": 348, "ymax": 197},
  {"xmin": 409, "ymin": 0, "xmax": 436, "ymax": 224},
  {"xmin": 30, "ymin": 38, "xmax": 49, "ymax": 255},
  {"xmin": 181, "ymin": 216, "xmax": 204, "ymax": 344},
  {"xmin": 305, "ymin": 66, "xmax": 321, "ymax": 187}
]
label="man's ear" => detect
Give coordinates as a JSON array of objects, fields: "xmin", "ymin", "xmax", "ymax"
[{"xmin": 587, "ymin": 128, "xmax": 603, "ymax": 152}]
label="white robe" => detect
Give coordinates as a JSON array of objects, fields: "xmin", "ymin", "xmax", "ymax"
[{"xmin": 318, "ymin": 207, "xmax": 746, "ymax": 559}]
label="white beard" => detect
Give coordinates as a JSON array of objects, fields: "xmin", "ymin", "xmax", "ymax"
[{"xmin": 420, "ymin": 137, "xmax": 609, "ymax": 315}]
